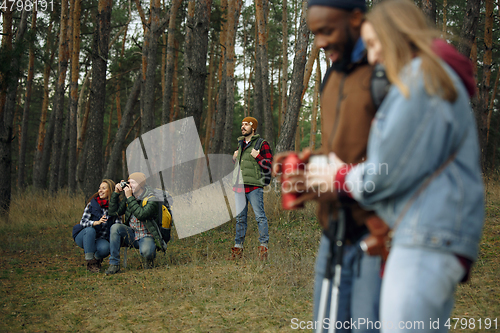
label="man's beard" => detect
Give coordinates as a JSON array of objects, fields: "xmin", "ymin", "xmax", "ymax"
[{"xmin": 331, "ymin": 28, "xmax": 356, "ymax": 72}]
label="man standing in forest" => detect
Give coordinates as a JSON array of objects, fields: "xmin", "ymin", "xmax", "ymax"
[
  {"xmin": 274, "ymin": 1, "xmax": 382, "ymax": 331},
  {"xmin": 228, "ymin": 117, "xmax": 273, "ymax": 261}
]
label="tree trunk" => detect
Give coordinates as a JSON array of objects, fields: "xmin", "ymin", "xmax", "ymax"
[
  {"xmin": 141, "ymin": 0, "xmax": 170, "ymax": 134},
  {"xmin": 281, "ymin": 0, "xmax": 288, "ymax": 131},
  {"xmin": 58, "ymin": 112, "xmax": 71, "ymax": 189},
  {"xmin": 222, "ymin": 0, "xmax": 243, "ymax": 154},
  {"xmin": 310, "ymin": 54, "xmax": 321, "ymax": 149},
  {"xmin": 301, "ymin": 43, "xmax": 319, "ymax": 100},
  {"xmin": 17, "ymin": 9, "xmax": 37, "ymax": 189},
  {"xmin": 0, "ymin": 9, "xmax": 28, "ymax": 212},
  {"xmin": 49, "ymin": 0, "xmax": 70, "ymax": 193},
  {"xmin": 184, "ymin": 0, "xmax": 212, "ymax": 133},
  {"xmin": 242, "ymin": 16, "xmax": 248, "ymax": 118},
  {"xmin": 212, "ymin": 63, "xmax": 226, "ymax": 154},
  {"xmin": 68, "ymin": 0, "xmax": 82, "ymax": 191},
  {"xmin": 76, "ymin": 95, "xmax": 91, "ymax": 190},
  {"xmin": 172, "ymin": 39, "xmax": 180, "ymax": 120},
  {"xmin": 33, "ymin": 22, "xmax": 55, "ymax": 190},
  {"xmin": 0, "ymin": 6, "xmax": 13, "ymax": 118},
  {"xmin": 83, "ymin": 0, "xmax": 113, "ymax": 199},
  {"xmin": 116, "ymin": 29, "xmax": 128, "ymax": 127},
  {"xmin": 162, "ymin": 0, "xmax": 182, "ymax": 124},
  {"xmin": 478, "ymin": 0, "xmax": 494, "ymax": 166},
  {"xmin": 104, "ymin": 75, "xmax": 142, "ymax": 180},
  {"xmin": 256, "ymin": 0, "xmax": 274, "ymax": 147},
  {"xmin": 15, "ymin": 88, "xmax": 23, "ymax": 157},
  {"xmin": 457, "ymin": 0, "xmax": 482, "ymax": 58},
  {"xmin": 421, "ymin": 0, "xmax": 436, "ymax": 26},
  {"xmin": 253, "ymin": 1, "xmax": 263, "ymax": 127},
  {"xmin": 38, "ymin": 96, "xmax": 57, "ymax": 189},
  {"xmin": 442, "ymin": 0, "xmax": 447, "ymax": 38},
  {"xmin": 59, "ymin": 0, "xmax": 78, "ymax": 190},
  {"xmin": 275, "ymin": 0, "xmax": 309, "ymax": 154},
  {"xmin": 204, "ymin": 36, "xmax": 216, "ymax": 153},
  {"xmin": 77, "ymin": 68, "xmax": 90, "ymax": 155},
  {"xmin": 104, "ymin": 99, "xmax": 114, "ymax": 163},
  {"xmin": 245, "ymin": 69, "xmax": 253, "ymax": 117},
  {"xmin": 486, "ymin": 69, "xmax": 500, "ymax": 146},
  {"xmin": 295, "ymin": 117, "xmax": 301, "ymax": 152},
  {"xmin": 210, "ymin": 0, "xmax": 227, "ymax": 154}
]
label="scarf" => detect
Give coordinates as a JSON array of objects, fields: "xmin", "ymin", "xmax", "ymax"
[{"xmin": 96, "ymin": 196, "xmax": 109, "ymax": 209}]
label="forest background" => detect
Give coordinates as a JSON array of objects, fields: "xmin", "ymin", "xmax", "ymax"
[{"xmin": 0, "ymin": 0, "xmax": 498, "ymax": 212}]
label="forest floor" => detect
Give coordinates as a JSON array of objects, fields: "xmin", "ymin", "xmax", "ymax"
[{"xmin": 0, "ymin": 182, "xmax": 498, "ymax": 332}]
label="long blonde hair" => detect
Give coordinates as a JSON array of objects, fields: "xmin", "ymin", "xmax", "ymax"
[{"xmin": 367, "ymin": 0, "xmax": 457, "ymax": 102}]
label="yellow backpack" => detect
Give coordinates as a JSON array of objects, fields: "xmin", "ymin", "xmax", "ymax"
[{"xmin": 142, "ymin": 189, "xmax": 173, "ymax": 244}]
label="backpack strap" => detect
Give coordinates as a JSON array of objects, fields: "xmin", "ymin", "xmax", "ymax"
[
  {"xmin": 371, "ymin": 64, "xmax": 391, "ymax": 110},
  {"xmin": 254, "ymin": 138, "xmax": 264, "ymax": 151},
  {"xmin": 142, "ymin": 195, "xmax": 152, "ymax": 207}
]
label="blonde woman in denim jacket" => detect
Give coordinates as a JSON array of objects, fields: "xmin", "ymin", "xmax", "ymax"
[{"xmin": 301, "ymin": 1, "xmax": 484, "ymax": 332}]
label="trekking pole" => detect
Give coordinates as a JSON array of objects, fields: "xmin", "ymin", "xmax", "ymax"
[
  {"xmin": 316, "ymin": 249, "xmax": 332, "ymax": 333},
  {"xmin": 315, "ymin": 209, "xmax": 346, "ymax": 333},
  {"xmin": 328, "ymin": 208, "xmax": 345, "ymax": 333}
]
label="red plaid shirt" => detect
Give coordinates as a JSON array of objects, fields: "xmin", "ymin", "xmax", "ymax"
[
  {"xmin": 233, "ymin": 139, "xmax": 273, "ymax": 193},
  {"xmin": 129, "ymin": 214, "xmax": 153, "ymax": 240}
]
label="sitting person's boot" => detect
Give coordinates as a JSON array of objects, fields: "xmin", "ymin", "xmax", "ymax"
[
  {"xmin": 144, "ymin": 258, "xmax": 154, "ymax": 269},
  {"xmin": 258, "ymin": 245, "xmax": 268, "ymax": 261},
  {"xmin": 97, "ymin": 258, "xmax": 103, "ymax": 269},
  {"xmin": 105, "ymin": 264, "xmax": 120, "ymax": 275},
  {"xmin": 86, "ymin": 259, "xmax": 100, "ymax": 273},
  {"xmin": 227, "ymin": 246, "xmax": 243, "ymax": 260}
]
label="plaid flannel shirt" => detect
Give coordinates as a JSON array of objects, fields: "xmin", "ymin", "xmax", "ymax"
[
  {"xmin": 129, "ymin": 214, "xmax": 154, "ymax": 240},
  {"xmin": 80, "ymin": 203, "xmax": 122, "ymax": 240},
  {"xmin": 233, "ymin": 139, "xmax": 273, "ymax": 193}
]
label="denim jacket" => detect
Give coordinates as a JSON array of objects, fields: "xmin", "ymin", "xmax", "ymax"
[{"xmin": 346, "ymin": 58, "xmax": 484, "ymax": 261}]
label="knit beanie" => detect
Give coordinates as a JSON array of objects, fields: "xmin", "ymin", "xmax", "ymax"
[
  {"xmin": 128, "ymin": 172, "xmax": 146, "ymax": 187},
  {"xmin": 242, "ymin": 117, "xmax": 258, "ymax": 131},
  {"xmin": 307, "ymin": 0, "xmax": 366, "ymax": 12}
]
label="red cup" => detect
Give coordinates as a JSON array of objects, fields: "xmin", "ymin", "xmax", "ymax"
[{"xmin": 281, "ymin": 153, "xmax": 305, "ymax": 210}]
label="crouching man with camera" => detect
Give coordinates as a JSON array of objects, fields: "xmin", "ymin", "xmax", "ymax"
[{"xmin": 105, "ymin": 172, "xmax": 160, "ymax": 275}]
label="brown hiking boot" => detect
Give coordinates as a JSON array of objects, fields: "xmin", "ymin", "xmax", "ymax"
[
  {"xmin": 258, "ymin": 246, "xmax": 268, "ymax": 261},
  {"xmin": 227, "ymin": 247, "xmax": 244, "ymax": 260},
  {"xmin": 86, "ymin": 259, "xmax": 100, "ymax": 273}
]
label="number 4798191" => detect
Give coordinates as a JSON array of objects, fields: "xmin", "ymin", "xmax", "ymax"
[
  {"xmin": 0, "ymin": 0, "xmax": 54, "ymax": 12},
  {"xmin": 445, "ymin": 318, "xmax": 498, "ymax": 330}
]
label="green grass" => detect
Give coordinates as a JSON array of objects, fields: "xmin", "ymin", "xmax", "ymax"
[{"xmin": 0, "ymin": 184, "xmax": 498, "ymax": 332}]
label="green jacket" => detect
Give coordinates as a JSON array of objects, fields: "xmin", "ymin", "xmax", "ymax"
[
  {"xmin": 108, "ymin": 186, "xmax": 167, "ymax": 251},
  {"xmin": 233, "ymin": 134, "xmax": 265, "ymax": 187}
]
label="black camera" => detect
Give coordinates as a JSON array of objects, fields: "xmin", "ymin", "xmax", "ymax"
[{"xmin": 120, "ymin": 181, "xmax": 129, "ymax": 188}]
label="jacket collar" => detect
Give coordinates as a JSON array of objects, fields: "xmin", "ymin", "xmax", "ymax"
[
  {"xmin": 329, "ymin": 37, "xmax": 368, "ymax": 74},
  {"xmin": 135, "ymin": 186, "xmax": 153, "ymax": 201},
  {"xmin": 237, "ymin": 133, "xmax": 260, "ymax": 142}
]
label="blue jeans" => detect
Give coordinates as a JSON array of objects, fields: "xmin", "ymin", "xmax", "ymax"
[
  {"xmin": 380, "ymin": 246, "xmax": 465, "ymax": 332},
  {"xmin": 234, "ymin": 187, "xmax": 269, "ymax": 245},
  {"xmin": 109, "ymin": 223, "xmax": 156, "ymax": 266},
  {"xmin": 74, "ymin": 227, "xmax": 110, "ymax": 260},
  {"xmin": 314, "ymin": 234, "xmax": 382, "ymax": 332}
]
